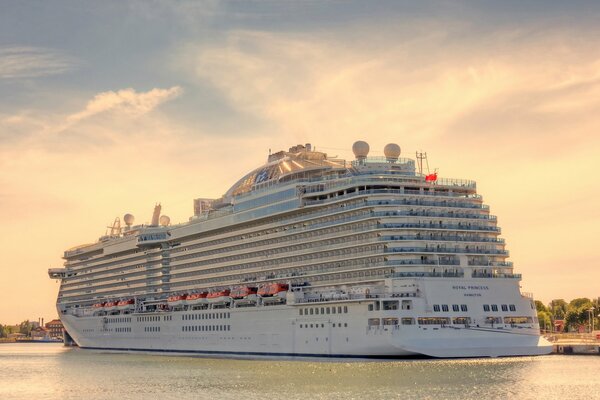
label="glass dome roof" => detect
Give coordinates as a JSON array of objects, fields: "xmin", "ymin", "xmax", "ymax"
[{"xmin": 223, "ymin": 145, "xmax": 347, "ymax": 198}]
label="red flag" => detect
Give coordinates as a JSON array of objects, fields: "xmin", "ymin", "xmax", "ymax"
[{"xmin": 425, "ymin": 173, "xmax": 437, "ymax": 182}]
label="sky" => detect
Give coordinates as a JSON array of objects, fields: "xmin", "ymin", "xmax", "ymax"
[{"xmin": 1, "ymin": 1, "xmax": 599, "ymax": 324}]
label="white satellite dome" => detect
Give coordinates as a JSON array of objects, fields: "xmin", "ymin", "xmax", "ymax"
[
  {"xmin": 123, "ymin": 213, "xmax": 135, "ymax": 226},
  {"xmin": 352, "ymin": 141, "xmax": 370, "ymax": 159},
  {"xmin": 384, "ymin": 143, "xmax": 401, "ymax": 161},
  {"xmin": 159, "ymin": 215, "xmax": 171, "ymax": 226}
]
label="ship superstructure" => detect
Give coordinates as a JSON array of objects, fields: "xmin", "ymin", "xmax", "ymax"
[{"xmin": 48, "ymin": 141, "xmax": 551, "ymax": 358}]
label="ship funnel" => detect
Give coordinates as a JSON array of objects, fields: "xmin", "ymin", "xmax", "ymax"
[{"xmin": 151, "ymin": 203, "xmax": 161, "ymax": 226}]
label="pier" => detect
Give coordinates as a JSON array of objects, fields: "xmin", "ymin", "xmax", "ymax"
[{"xmin": 547, "ymin": 333, "xmax": 600, "ymax": 355}]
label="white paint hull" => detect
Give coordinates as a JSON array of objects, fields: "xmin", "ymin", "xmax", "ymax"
[{"xmin": 60, "ymin": 292, "xmax": 552, "ymax": 359}]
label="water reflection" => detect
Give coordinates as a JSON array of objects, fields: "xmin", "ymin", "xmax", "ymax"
[{"xmin": 1, "ymin": 344, "xmax": 597, "ymax": 400}]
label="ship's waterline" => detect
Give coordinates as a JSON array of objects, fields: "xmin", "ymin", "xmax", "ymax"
[{"xmin": 49, "ymin": 141, "xmax": 551, "ymax": 358}]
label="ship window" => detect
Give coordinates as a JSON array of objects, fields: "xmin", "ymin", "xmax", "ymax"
[
  {"xmin": 321, "ymin": 307, "xmax": 325, "ymax": 314},
  {"xmin": 401, "ymin": 318, "xmax": 415, "ymax": 325},
  {"xmin": 368, "ymin": 318, "xmax": 380, "ymax": 326},
  {"xmin": 453, "ymin": 317, "xmax": 471, "ymax": 325},
  {"xmin": 383, "ymin": 301, "xmax": 399, "ymax": 310},
  {"xmin": 442, "ymin": 304, "xmax": 449, "ymax": 312},
  {"xmin": 344, "ymin": 323, "xmax": 348, "ymax": 327},
  {"xmin": 491, "ymin": 304, "xmax": 498, "ymax": 312},
  {"xmin": 368, "ymin": 304, "xmax": 373, "ymax": 311},
  {"xmin": 452, "ymin": 305, "xmax": 459, "ymax": 312},
  {"xmin": 299, "ymin": 309, "xmax": 303, "ymax": 316},
  {"xmin": 433, "ymin": 304, "xmax": 440, "ymax": 312},
  {"xmin": 483, "ymin": 304, "xmax": 490, "ymax": 312},
  {"xmin": 310, "ymin": 324, "xmax": 313, "ymax": 328},
  {"xmin": 338, "ymin": 306, "xmax": 342, "ymax": 313},
  {"xmin": 300, "ymin": 324, "xmax": 303, "ymax": 328},
  {"xmin": 509, "ymin": 304, "xmax": 516, "ymax": 311},
  {"xmin": 310, "ymin": 308, "xmax": 314, "ymax": 315},
  {"xmin": 326, "ymin": 307, "xmax": 331, "ymax": 314},
  {"xmin": 501, "ymin": 304, "xmax": 508, "ymax": 312},
  {"xmin": 315, "ymin": 308, "xmax": 319, "ymax": 315},
  {"xmin": 344, "ymin": 306, "xmax": 348, "ymax": 313},
  {"xmin": 461, "ymin": 304, "xmax": 468, "ymax": 312}
]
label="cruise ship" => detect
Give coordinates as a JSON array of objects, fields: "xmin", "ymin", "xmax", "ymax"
[{"xmin": 48, "ymin": 141, "xmax": 552, "ymax": 358}]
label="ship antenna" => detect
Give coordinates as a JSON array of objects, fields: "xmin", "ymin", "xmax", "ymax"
[{"xmin": 416, "ymin": 151, "xmax": 427, "ymax": 175}]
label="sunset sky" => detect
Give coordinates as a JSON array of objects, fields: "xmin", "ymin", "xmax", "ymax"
[{"xmin": 1, "ymin": 1, "xmax": 599, "ymax": 324}]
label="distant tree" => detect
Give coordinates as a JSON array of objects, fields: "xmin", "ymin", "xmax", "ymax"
[
  {"xmin": 569, "ymin": 298, "xmax": 592, "ymax": 309},
  {"xmin": 537, "ymin": 310, "xmax": 552, "ymax": 331},
  {"xmin": 564, "ymin": 299, "xmax": 594, "ymax": 332},
  {"xmin": 0, "ymin": 324, "xmax": 5, "ymax": 338},
  {"xmin": 549, "ymin": 299, "xmax": 568, "ymax": 320},
  {"xmin": 535, "ymin": 300, "xmax": 548, "ymax": 313},
  {"xmin": 19, "ymin": 320, "xmax": 33, "ymax": 336}
]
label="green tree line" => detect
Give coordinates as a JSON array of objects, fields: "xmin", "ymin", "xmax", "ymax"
[
  {"xmin": 0, "ymin": 320, "xmax": 35, "ymax": 338},
  {"xmin": 536, "ymin": 298, "xmax": 599, "ymax": 332}
]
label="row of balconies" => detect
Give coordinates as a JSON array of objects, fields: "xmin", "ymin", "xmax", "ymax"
[
  {"xmin": 385, "ymin": 247, "xmax": 509, "ymax": 256},
  {"xmin": 381, "ymin": 235, "xmax": 504, "ymax": 243}
]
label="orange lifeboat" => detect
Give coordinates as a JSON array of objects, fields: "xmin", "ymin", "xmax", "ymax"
[
  {"xmin": 92, "ymin": 302, "xmax": 105, "ymax": 309},
  {"xmin": 116, "ymin": 299, "xmax": 135, "ymax": 310},
  {"xmin": 104, "ymin": 301, "xmax": 118, "ymax": 309},
  {"xmin": 231, "ymin": 286, "xmax": 257, "ymax": 299},
  {"xmin": 186, "ymin": 292, "xmax": 208, "ymax": 305},
  {"xmin": 207, "ymin": 289, "xmax": 231, "ymax": 303},
  {"xmin": 167, "ymin": 294, "xmax": 187, "ymax": 307},
  {"xmin": 258, "ymin": 283, "xmax": 288, "ymax": 297}
]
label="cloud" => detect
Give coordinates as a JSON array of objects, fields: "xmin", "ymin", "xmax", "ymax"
[
  {"xmin": 66, "ymin": 86, "xmax": 183, "ymax": 124},
  {"xmin": 0, "ymin": 86, "xmax": 183, "ymax": 151},
  {"xmin": 178, "ymin": 25, "xmax": 600, "ymax": 159},
  {"xmin": 0, "ymin": 46, "xmax": 79, "ymax": 79}
]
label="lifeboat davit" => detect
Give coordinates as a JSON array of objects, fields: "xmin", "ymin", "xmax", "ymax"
[
  {"xmin": 207, "ymin": 289, "xmax": 231, "ymax": 304},
  {"xmin": 116, "ymin": 299, "xmax": 135, "ymax": 310},
  {"xmin": 258, "ymin": 283, "xmax": 288, "ymax": 303},
  {"xmin": 186, "ymin": 292, "xmax": 208, "ymax": 305},
  {"xmin": 168, "ymin": 294, "xmax": 187, "ymax": 307}
]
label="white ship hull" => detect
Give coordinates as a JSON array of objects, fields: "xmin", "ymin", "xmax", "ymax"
[{"xmin": 60, "ymin": 278, "xmax": 552, "ymax": 359}]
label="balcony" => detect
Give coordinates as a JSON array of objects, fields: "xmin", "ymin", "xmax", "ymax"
[
  {"xmin": 382, "ymin": 222, "xmax": 500, "ymax": 232},
  {"xmin": 373, "ymin": 210, "xmax": 495, "ymax": 221},
  {"xmin": 381, "ymin": 235, "xmax": 504, "ymax": 244},
  {"xmin": 472, "ymin": 272, "xmax": 521, "ymax": 279},
  {"xmin": 48, "ymin": 268, "xmax": 68, "ymax": 279},
  {"xmin": 384, "ymin": 247, "xmax": 508, "ymax": 256}
]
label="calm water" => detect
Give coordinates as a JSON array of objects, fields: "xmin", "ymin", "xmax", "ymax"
[{"xmin": 1, "ymin": 343, "xmax": 599, "ymax": 400}]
